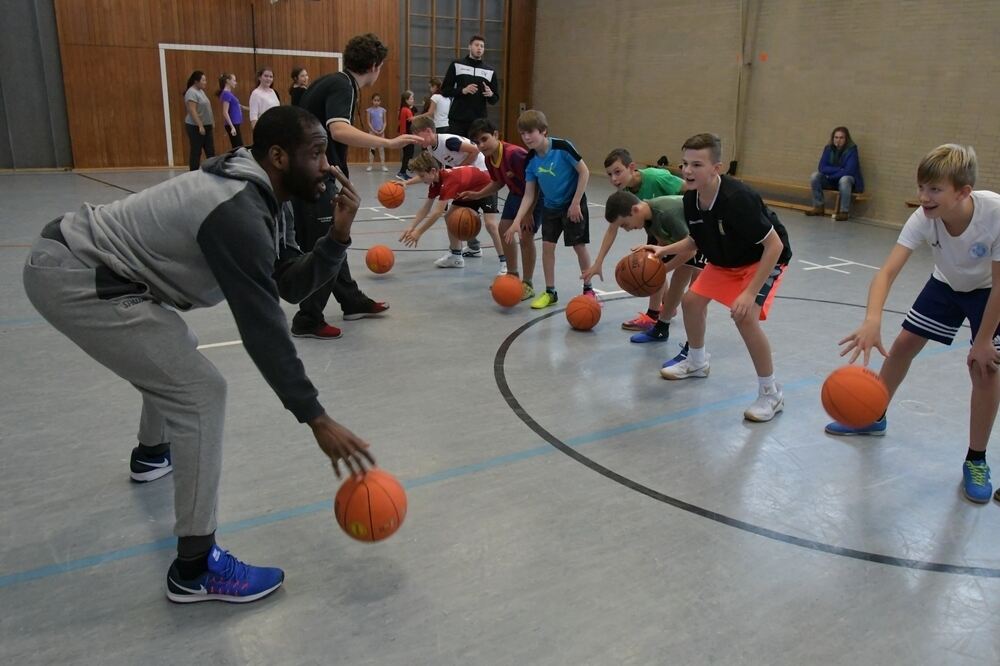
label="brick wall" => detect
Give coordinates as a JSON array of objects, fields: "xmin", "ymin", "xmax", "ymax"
[{"xmin": 532, "ymin": 0, "xmax": 1000, "ymax": 226}]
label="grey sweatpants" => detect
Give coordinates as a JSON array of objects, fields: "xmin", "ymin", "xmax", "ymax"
[{"xmin": 23, "ymin": 237, "xmax": 224, "ymax": 537}]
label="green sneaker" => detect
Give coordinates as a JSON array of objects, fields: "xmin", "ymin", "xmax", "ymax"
[
  {"xmin": 530, "ymin": 290, "xmax": 557, "ymax": 309},
  {"xmin": 521, "ymin": 282, "xmax": 535, "ymax": 301}
]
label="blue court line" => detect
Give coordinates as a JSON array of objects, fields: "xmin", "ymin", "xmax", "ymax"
[{"xmin": 0, "ymin": 339, "xmax": 969, "ymax": 589}]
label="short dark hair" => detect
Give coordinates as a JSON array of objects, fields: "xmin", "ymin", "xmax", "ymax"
[
  {"xmin": 605, "ymin": 190, "xmax": 640, "ymax": 222},
  {"xmin": 468, "ymin": 118, "xmax": 497, "ymax": 140},
  {"xmin": 681, "ymin": 133, "xmax": 722, "ymax": 164},
  {"xmin": 250, "ymin": 106, "xmax": 321, "ymax": 160},
  {"xmin": 470, "ymin": 35, "xmax": 485, "ymax": 44},
  {"xmin": 184, "ymin": 70, "xmax": 205, "ymax": 94},
  {"xmin": 604, "ymin": 148, "xmax": 633, "ymax": 169},
  {"xmin": 344, "ymin": 33, "xmax": 389, "ymax": 73}
]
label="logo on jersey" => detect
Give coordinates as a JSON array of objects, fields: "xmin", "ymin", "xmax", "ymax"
[
  {"xmin": 969, "ymin": 242, "xmax": 988, "ymax": 259},
  {"xmin": 536, "ymin": 165, "xmax": 556, "ymax": 177}
]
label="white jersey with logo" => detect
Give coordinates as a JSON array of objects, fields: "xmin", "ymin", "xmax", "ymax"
[
  {"xmin": 429, "ymin": 133, "xmax": 486, "ymax": 172},
  {"xmin": 896, "ymin": 190, "xmax": 1000, "ymax": 292}
]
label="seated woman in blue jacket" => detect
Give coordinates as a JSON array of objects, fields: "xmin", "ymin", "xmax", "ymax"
[{"xmin": 806, "ymin": 126, "xmax": 864, "ymax": 221}]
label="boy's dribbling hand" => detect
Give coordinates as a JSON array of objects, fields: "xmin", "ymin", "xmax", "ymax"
[
  {"xmin": 838, "ymin": 319, "xmax": 887, "ymax": 366},
  {"xmin": 580, "ymin": 263, "xmax": 603, "ymax": 282},
  {"xmin": 399, "ymin": 225, "xmax": 421, "ymax": 247},
  {"xmin": 308, "ymin": 413, "xmax": 375, "ymax": 479},
  {"xmin": 631, "ymin": 244, "xmax": 662, "ymax": 258}
]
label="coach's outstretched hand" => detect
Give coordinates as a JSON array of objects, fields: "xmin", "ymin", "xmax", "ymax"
[
  {"xmin": 328, "ymin": 166, "xmax": 361, "ymax": 243},
  {"xmin": 309, "ymin": 413, "xmax": 375, "ymax": 478}
]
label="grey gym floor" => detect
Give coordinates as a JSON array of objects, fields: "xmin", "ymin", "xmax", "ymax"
[{"xmin": 2, "ymin": 167, "xmax": 999, "ymax": 665}]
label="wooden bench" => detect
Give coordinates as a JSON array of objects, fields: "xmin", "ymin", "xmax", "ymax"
[{"xmin": 735, "ymin": 175, "xmax": 871, "ymax": 215}]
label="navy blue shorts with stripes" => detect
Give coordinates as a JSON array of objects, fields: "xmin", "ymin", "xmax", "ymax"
[{"xmin": 902, "ymin": 276, "xmax": 1000, "ymax": 349}]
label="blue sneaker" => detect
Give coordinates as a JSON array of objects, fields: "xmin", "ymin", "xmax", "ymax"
[
  {"xmin": 630, "ymin": 327, "xmax": 669, "ymax": 343},
  {"xmin": 166, "ymin": 545, "xmax": 285, "ymax": 604},
  {"xmin": 962, "ymin": 460, "xmax": 992, "ymax": 504},
  {"xmin": 661, "ymin": 342, "xmax": 689, "ymax": 368},
  {"xmin": 824, "ymin": 417, "xmax": 887, "ymax": 436},
  {"xmin": 130, "ymin": 445, "xmax": 172, "ymax": 483}
]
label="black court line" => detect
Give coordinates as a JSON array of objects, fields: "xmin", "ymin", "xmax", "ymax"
[
  {"xmin": 493, "ymin": 294, "xmax": 996, "ymax": 578},
  {"xmin": 75, "ymin": 172, "xmax": 137, "ymax": 194}
]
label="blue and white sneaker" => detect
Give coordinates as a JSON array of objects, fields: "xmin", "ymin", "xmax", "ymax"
[
  {"xmin": 630, "ymin": 327, "xmax": 669, "ymax": 343},
  {"xmin": 130, "ymin": 446, "xmax": 172, "ymax": 483},
  {"xmin": 962, "ymin": 460, "xmax": 992, "ymax": 504},
  {"xmin": 824, "ymin": 417, "xmax": 887, "ymax": 437},
  {"xmin": 166, "ymin": 545, "xmax": 285, "ymax": 604},
  {"xmin": 661, "ymin": 342, "xmax": 689, "ymax": 368}
]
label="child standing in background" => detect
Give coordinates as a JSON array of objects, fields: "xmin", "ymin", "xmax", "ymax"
[
  {"xmin": 396, "ymin": 90, "xmax": 416, "ymax": 180},
  {"xmin": 365, "ymin": 93, "xmax": 388, "ymax": 172}
]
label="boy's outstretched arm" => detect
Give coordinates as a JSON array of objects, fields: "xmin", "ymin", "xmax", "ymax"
[
  {"xmin": 400, "ymin": 198, "xmax": 449, "ymax": 247},
  {"xmin": 839, "ymin": 243, "xmax": 913, "ymax": 365},
  {"xmin": 507, "ymin": 181, "xmax": 538, "ymax": 244},
  {"xmin": 582, "ymin": 223, "xmax": 621, "ymax": 282}
]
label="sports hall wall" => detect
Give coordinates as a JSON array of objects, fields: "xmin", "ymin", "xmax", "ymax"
[
  {"xmin": 53, "ymin": 0, "xmax": 403, "ymax": 168},
  {"xmin": 531, "ymin": 0, "xmax": 1000, "ymax": 227}
]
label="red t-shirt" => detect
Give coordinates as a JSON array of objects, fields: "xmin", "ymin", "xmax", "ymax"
[
  {"xmin": 398, "ymin": 106, "xmax": 413, "ymax": 135},
  {"xmin": 485, "ymin": 141, "xmax": 529, "ymax": 197},
  {"xmin": 428, "ymin": 166, "xmax": 492, "ymax": 200}
]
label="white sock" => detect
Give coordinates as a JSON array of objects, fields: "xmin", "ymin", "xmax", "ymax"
[
  {"xmin": 688, "ymin": 346, "xmax": 707, "ymax": 367},
  {"xmin": 758, "ymin": 374, "xmax": 776, "ymax": 392}
]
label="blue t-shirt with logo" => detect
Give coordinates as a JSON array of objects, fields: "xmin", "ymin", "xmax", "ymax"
[{"xmin": 525, "ymin": 137, "xmax": 583, "ymax": 210}]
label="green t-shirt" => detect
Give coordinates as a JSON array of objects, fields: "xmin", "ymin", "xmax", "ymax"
[
  {"xmin": 644, "ymin": 196, "xmax": 688, "ymax": 245},
  {"xmin": 629, "ymin": 167, "xmax": 684, "ymax": 199}
]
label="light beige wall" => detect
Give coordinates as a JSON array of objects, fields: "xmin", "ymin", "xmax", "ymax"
[{"xmin": 532, "ymin": 0, "xmax": 1000, "ymax": 226}]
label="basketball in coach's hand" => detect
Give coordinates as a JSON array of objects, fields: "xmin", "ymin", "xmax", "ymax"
[{"xmin": 335, "ymin": 469, "xmax": 407, "ymax": 542}]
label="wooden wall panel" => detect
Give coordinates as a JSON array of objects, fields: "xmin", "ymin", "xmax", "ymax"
[
  {"xmin": 503, "ymin": 0, "xmax": 536, "ymax": 144},
  {"xmin": 55, "ymin": 0, "xmax": 401, "ymax": 168}
]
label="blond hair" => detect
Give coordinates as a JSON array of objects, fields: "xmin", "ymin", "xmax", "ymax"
[
  {"xmin": 917, "ymin": 144, "xmax": 977, "ymax": 189},
  {"xmin": 408, "ymin": 150, "xmax": 440, "ymax": 174},
  {"xmin": 517, "ymin": 109, "xmax": 548, "ymax": 133},
  {"xmin": 410, "ymin": 115, "xmax": 436, "ymax": 133}
]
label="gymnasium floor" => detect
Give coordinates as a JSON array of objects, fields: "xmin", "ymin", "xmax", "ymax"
[{"xmin": 2, "ymin": 167, "xmax": 999, "ymax": 665}]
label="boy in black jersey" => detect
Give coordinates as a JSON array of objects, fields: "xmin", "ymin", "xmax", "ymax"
[{"xmin": 638, "ymin": 133, "xmax": 792, "ymax": 422}]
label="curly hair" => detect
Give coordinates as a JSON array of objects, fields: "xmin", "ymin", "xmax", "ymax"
[{"xmin": 343, "ymin": 33, "xmax": 389, "ymax": 73}]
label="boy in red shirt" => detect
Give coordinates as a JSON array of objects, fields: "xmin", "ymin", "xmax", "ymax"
[{"xmin": 399, "ymin": 151, "xmax": 503, "ymax": 270}]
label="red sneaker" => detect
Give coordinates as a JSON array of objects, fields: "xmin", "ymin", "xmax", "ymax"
[
  {"xmin": 291, "ymin": 323, "xmax": 343, "ymax": 339},
  {"xmin": 342, "ymin": 301, "xmax": 389, "ymax": 320},
  {"xmin": 622, "ymin": 312, "xmax": 655, "ymax": 331}
]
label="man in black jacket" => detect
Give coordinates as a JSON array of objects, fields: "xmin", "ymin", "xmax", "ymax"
[{"xmin": 441, "ymin": 34, "xmax": 500, "ymax": 139}]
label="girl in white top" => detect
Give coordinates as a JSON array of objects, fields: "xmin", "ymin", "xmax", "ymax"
[
  {"xmin": 419, "ymin": 77, "xmax": 452, "ymax": 132},
  {"xmin": 832, "ymin": 144, "xmax": 1000, "ymax": 504},
  {"xmin": 248, "ymin": 67, "xmax": 280, "ymax": 128}
]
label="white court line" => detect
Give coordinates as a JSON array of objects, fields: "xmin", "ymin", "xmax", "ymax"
[
  {"xmin": 197, "ymin": 340, "xmax": 243, "ymax": 350},
  {"xmin": 593, "ymin": 288, "xmax": 627, "ymax": 296},
  {"xmin": 798, "ymin": 260, "xmax": 850, "ymax": 274},
  {"xmin": 828, "ymin": 255, "xmax": 880, "ymax": 270}
]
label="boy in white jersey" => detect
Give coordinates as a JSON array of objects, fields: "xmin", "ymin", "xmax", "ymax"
[
  {"xmin": 829, "ymin": 144, "xmax": 1000, "ymax": 504},
  {"xmin": 407, "ymin": 115, "xmax": 502, "ymax": 260}
]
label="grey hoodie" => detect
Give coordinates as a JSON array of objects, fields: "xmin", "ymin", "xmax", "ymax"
[{"xmin": 57, "ymin": 148, "xmax": 347, "ymax": 423}]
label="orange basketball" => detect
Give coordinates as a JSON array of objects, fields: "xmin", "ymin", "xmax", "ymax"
[
  {"xmin": 377, "ymin": 181, "xmax": 405, "ymax": 208},
  {"xmin": 446, "ymin": 206, "xmax": 482, "ymax": 241},
  {"xmin": 821, "ymin": 365, "xmax": 889, "ymax": 428},
  {"xmin": 491, "ymin": 274, "xmax": 522, "ymax": 307},
  {"xmin": 615, "ymin": 250, "xmax": 667, "ymax": 297},
  {"xmin": 334, "ymin": 469, "xmax": 407, "ymax": 542},
  {"xmin": 565, "ymin": 294, "xmax": 601, "ymax": 331},
  {"xmin": 365, "ymin": 245, "xmax": 395, "ymax": 274}
]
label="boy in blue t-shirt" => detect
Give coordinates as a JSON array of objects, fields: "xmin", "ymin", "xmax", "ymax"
[{"xmin": 510, "ymin": 109, "xmax": 594, "ymax": 309}]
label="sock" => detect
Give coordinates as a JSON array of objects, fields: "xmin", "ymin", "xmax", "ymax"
[
  {"xmin": 137, "ymin": 441, "xmax": 169, "ymax": 457},
  {"xmin": 583, "ymin": 282, "xmax": 593, "ymax": 292},
  {"xmin": 646, "ymin": 308, "xmax": 661, "ymax": 320},
  {"xmin": 688, "ymin": 346, "xmax": 706, "ymax": 367},
  {"xmin": 546, "ymin": 287, "xmax": 557, "ymax": 295},
  {"xmin": 967, "ymin": 449, "xmax": 987, "ymax": 462},
  {"xmin": 523, "ymin": 278, "xmax": 532, "ymax": 287},
  {"xmin": 450, "ymin": 248, "xmax": 462, "ymax": 256},
  {"xmin": 652, "ymin": 320, "xmax": 670, "ymax": 336},
  {"xmin": 499, "ymin": 255, "xmax": 507, "ymax": 266},
  {"xmin": 175, "ymin": 533, "xmax": 216, "ymax": 579},
  {"xmin": 757, "ymin": 374, "xmax": 776, "ymax": 392}
]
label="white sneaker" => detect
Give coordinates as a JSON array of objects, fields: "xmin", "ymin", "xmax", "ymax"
[
  {"xmin": 744, "ymin": 384, "xmax": 783, "ymax": 422},
  {"xmin": 497, "ymin": 262, "xmax": 508, "ymax": 276},
  {"xmin": 365, "ymin": 166, "xmax": 372, "ymax": 172},
  {"xmin": 382, "ymin": 166, "xmax": 389, "ymax": 172},
  {"xmin": 434, "ymin": 253, "xmax": 465, "ymax": 268},
  {"xmin": 660, "ymin": 357, "xmax": 710, "ymax": 380}
]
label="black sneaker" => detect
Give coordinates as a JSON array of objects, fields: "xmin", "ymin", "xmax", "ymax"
[{"xmin": 130, "ymin": 446, "xmax": 173, "ymax": 483}]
